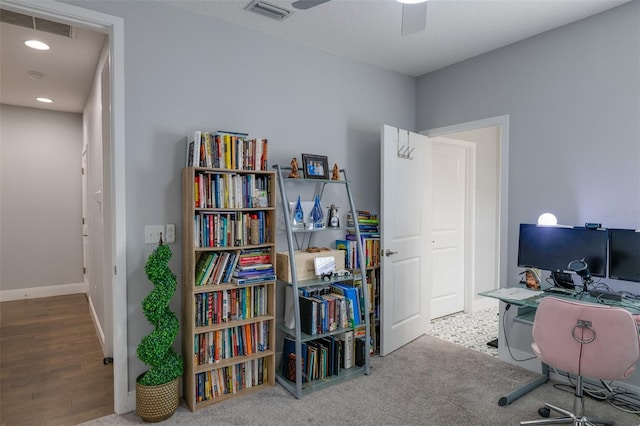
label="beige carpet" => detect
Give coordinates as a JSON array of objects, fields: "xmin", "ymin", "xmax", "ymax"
[{"xmin": 80, "ymin": 334, "xmax": 640, "ymax": 426}]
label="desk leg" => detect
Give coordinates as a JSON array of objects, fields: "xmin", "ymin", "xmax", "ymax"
[{"xmin": 498, "ymin": 363, "xmax": 549, "ymax": 406}]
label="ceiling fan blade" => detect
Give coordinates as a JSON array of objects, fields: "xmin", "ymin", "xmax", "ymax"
[
  {"xmin": 291, "ymin": 0, "xmax": 331, "ymax": 10},
  {"xmin": 401, "ymin": 2, "xmax": 428, "ymax": 36}
]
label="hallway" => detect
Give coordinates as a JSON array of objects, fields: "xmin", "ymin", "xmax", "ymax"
[{"xmin": 0, "ymin": 294, "xmax": 113, "ymax": 425}]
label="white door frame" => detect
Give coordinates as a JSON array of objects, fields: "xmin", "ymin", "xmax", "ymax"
[
  {"xmin": 1, "ymin": 0, "xmax": 129, "ymax": 414},
  {"xmin": 422, "ymin": 115, "xmax": 509, "ymax": 313}
]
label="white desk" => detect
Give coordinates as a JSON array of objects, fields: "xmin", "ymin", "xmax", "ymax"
[{"xmin": 479, "ymin": 288, "xmax": 640, "ymax": 405}]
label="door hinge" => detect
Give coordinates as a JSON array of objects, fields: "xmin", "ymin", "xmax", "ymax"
[
  {"xmin": 114, "ymin": 265, "xmax": 117, "ymax": 275},
  {"xmin": 83, "ymin": 267, "xmax": 86, "ymax": 274}
]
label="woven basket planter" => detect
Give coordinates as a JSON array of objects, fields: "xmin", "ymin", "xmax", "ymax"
[{"xmin": 136, "ymin": 374, "xmax": 180, "ymax": 422}]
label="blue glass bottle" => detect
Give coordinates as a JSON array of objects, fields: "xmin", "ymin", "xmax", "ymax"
[
  {"xmin": 293, "ymin": 195, "xmax": 304, "ymax": 228},
  {"xmin": 310, "ymin": 195, "xmax": 324, "ymax": 228}
]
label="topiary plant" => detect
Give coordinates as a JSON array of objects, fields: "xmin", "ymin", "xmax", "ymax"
[{"xmin": 136, "ymin": 242, "xmax": 183, "ymax": 386}]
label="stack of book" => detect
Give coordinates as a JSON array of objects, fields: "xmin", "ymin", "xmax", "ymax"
[{"xmin": 231, "ymin": 248, "xmax": 275, "ymax": 285}]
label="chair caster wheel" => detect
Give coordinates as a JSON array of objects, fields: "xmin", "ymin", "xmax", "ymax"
[{"xmin": 538, "ymin": 407, "xmax": 550, "ymax": 418}]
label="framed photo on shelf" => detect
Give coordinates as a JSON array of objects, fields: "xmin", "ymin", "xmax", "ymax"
[{"xmin": 301, "ymin": 154, "xmax": 329, "ymax": 180}]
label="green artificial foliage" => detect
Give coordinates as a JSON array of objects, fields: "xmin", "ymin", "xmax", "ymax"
[{"xmin": 136, "ymin": 243, "xmax": 184, "ymax": 386}]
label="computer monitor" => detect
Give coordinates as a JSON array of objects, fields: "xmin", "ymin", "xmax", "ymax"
[
  {"xmin": 517, "ymin": 224, "xmax": 608, "ymax": 278},
  {"xmin": 608, "ymin": 229, "xmax": 640, "ymax": 283}
]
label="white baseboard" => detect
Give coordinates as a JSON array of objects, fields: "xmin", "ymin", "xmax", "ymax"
[
  {"xmin": 0, "ymin": 282, "xmax": 88, "ymax": 302},
  {"xmin": 87, "ymin": 293, "xmax": 107, "ymax": 355},
  {"xmin": 125, "ymin": 390, "xmax": 136, "ymax": 415}
]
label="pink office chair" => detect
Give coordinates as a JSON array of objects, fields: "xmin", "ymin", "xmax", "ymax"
[{"xmin": 520, "ymin": 297, "xmax": 640, "ymax": 426}]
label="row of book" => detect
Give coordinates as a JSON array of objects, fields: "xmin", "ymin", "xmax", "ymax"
[
  {"xmin": 194, "ymin": 251, "xmax": 237, "ymax": 286},
  {"xmin": 281, "ymin": 331, "xmax": 366, "ymax": 384},
  {"xmin": 194, "ymin": 172, "xmax": 270, "ymax": 209},
  {"xmin": 298, "ymin": 283, "xmax": 362, "ymax": 336},
  {"xmin": 336, "ymin": 237, "xmax": 380, "ymax": 269},
  {"xmin": 195, "ymin": 357, "xmax": 269, "ymax": 403},
  {"xmin": 194, "ymin": 211, "xmax": 270, "ymax": 248},
  {"xmin": 194, "ymin": 320, "xmax": 270, "ymax": 366},
  {"xmin": 194, "ymin": 285, "xmax": 269, "ymax": 327},
  {"xmin": 187, "ymin": 130, "xmax": 269, "ymax": 171}
]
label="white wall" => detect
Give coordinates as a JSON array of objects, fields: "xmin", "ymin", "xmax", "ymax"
[
  {"xmin": 416, "ymin": 2, "xmax": 640, "ymax": 291},
  {"xmin": 416, "ymin": 2, "xmax": 640, "ymax": 373},
  {"xmin": 64, "ymin": 0, "xmax": 417, "ymax": 391},
  {"xmin": 0, "ymin": 104, "xmax": 84, "ymax": 295}
]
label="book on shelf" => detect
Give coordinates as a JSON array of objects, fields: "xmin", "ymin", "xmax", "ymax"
[
  {"xmin": 186, "ymin": 130, "xmax": 268, "ymax": 171},
  {"xmin": 196, "ymin": 253, "xmax": 219, "ymax": 286},
  {"xmin": 341, "ymin": 235, "xmax": 380, "ymax": 268},
  {"xmin": 232, "ymin": 267, "xmax": 275, "ymax": 278},
  {"xmin": 337, "ymin": 330, "xmax": 354, "ymax": 369},
  {"xmin": 194, "ymin": 252, "xmax": 211, "ymax": 285},
  {"xmin": 318, "ymin": 336, "xmax": 339, "ymax": 376},
  {"xmin": 235, "ymin": 263, "xmax": 273, "ymax": 271},
  {"xmin": 354, "ymin": 335, "xmax": 366, "ymax": 367},
  {"xmin": 298, "ymin": 295, "xmax": 317, "ymax": 335},
  {"xmin": 231, "ymin": 274, "xmax": 276, "ymax": 286},
  {"xmin": 330, "ymin": 283, "xmax": 360, "ymax": 327},
  {"xmin": 221, "ymin": 251, "xmax": 239, "ymax": 283},
  {"xmin": 186, "ymin": 130, "xmax": 202, "ymax": 167},
  {"xmin": 282, "ymin": 337, "xmax": 308, "ymax": 383}
]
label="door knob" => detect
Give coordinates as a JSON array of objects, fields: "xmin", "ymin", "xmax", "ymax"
[{"xmin": 385, "ymin": 249, "xmax": 398, "ymax": 257}]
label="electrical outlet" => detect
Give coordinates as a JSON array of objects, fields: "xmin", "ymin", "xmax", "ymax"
[
  {"xmin": 144, "ymin": 225, "xmax": 164, "ymax": 244},
  {"xmin": 166, "ymin": 224, "xmax": 176, "ymax": 244}
]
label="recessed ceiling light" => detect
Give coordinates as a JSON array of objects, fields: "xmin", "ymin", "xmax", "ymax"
[
  {"xmin": 36, "ymin": 97, "xmax": 53, "ymax": 103},
  {"xmin": 25, "ymin": 40, "xmax": 50, "ymax": 50},
  {"xmin": 396, "ymin": 0, "xmax": 428, "ymax": 4}
]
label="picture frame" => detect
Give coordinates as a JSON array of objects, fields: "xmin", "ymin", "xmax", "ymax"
[{"xmin": 301, "ymin": 154, "xmax": 329, "ymax": 180}]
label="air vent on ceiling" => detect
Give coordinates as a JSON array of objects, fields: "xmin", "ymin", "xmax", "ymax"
[
  {"xmin": 245, "ymin": 0, "xmax": 293, "ymax": 21},
  {"xmin": 0, "ymin": 9, "xmax": 73, "ymax": 38}
]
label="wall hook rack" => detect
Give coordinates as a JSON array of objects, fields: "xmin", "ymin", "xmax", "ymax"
[{"xmin": 397, "ymin": 129, "xmax": 414, "ymax": 160}]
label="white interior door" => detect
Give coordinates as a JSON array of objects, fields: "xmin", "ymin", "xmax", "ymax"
[
  {"xmin": 429, "ymin": 139, "xmax": 467, "ymax": 319},
  {"xmin": 380, "ymin": 125, "xmax": 431, "ymax": 356}
]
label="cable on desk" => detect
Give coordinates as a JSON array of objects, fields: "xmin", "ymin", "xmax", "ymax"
[{"xmin": 501, "ymin": 303, "xmax": 537, "ymax": 362}]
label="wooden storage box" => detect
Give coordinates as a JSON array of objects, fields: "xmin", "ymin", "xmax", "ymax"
[{"xmin": 276, "ymin": 249, "xmax": 346, "ymax": 283}]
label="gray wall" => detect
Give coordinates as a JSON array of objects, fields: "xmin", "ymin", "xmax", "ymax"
[
  {"xmin": 416, "ymin": 2, "xmax": 640, "ymax": 291},
  {"xmin": 65, "ymin": 0, "xmax": 416, "ymax": 389},
  {"xmin": 0, "ymin": 104, "xmax": 83, "ymax": 291}
]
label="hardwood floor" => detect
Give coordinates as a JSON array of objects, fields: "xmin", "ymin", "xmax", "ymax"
[{"xmin": 1, "ymin": 294, "xmax": 113, "ymax": 426}]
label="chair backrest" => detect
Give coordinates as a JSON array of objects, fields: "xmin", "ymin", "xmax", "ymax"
[{"xmin": 532, "ymin": 296, "xmax": 640, "ymax": 380}]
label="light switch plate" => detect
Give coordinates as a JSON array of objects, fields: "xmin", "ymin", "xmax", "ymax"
[
  {"xmin": 144, "ymin": 225, "xmax": 164, "ymax": 244},
  {"xmin": 165, "ymin": 224, "xmax": 175, "ymax": 244}
]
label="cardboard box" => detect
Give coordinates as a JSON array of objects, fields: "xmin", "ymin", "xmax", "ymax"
[{"xmin": 276, "ymin": 249, "xmax": 346, "ymax": 283}]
